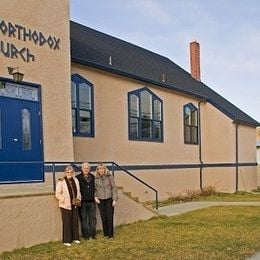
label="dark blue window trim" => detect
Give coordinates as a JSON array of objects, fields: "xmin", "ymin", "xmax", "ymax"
[
  {"xmin": 71, "ymin": 74, "xmax": 95, "ymax": 137},
  {"xmin": 128, "ymin": 87, "xmax": 163, "ymax": 142},
  {"xmin": 184, "ymin": 103, "xmax": 198, "ymax": 145}
]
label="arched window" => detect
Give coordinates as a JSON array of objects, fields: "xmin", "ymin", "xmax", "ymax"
[
  {"xmin": 128, "ymin": 87, "xmax": 163, "ymax": 141},
  {"xmin": 71, "ymin": 74, "xmax": 94, "ymax": 137},
  {"xmin": 184, "ymin": 103, "xmax": 198, "ymax": 144}
]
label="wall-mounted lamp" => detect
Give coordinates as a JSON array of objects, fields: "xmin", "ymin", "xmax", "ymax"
[{"xmin": 7, "ymin": 67, "xmax": 24, "ymax": 82}]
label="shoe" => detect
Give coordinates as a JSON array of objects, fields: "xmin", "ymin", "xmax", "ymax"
[
  {"xmin": 108, "ymin": 237, "xmax": 114, "ymax": 240},
  {"xmin": 73, "ymin": 240, "xmax": 81, "ymax": 244},
  {"xmin": 63, "ymin": 243, "xmax": 71, "ymax": 247}
]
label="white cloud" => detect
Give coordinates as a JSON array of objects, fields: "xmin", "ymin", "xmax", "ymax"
[{"xmin": 126, "ymin": 0, "xmax": 171, "ymax": 24}]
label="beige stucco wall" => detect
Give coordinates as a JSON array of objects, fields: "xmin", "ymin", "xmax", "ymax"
[
  {"xmin": 239, "ymin": 125, "xmax": 256, "ymax": 162},
  {"xmin": 0, "ymin": 0, "xmax": 73, "ymax": 161},
  {"xmin": 115, "ymin": 169, "xmax": 200, "ymax": 201},
  {"xmin": 201, "ymin": 102, "xmax": 236, "ymax": 163},
  {"xmin": 203, "ymin": 168, "xmax": 236, "ymax": 192},
  {"xmin": 71, "ymin": 64, "xmax": 200, "ymax": 164},
  {"xmin": 0, "ymin": 191, "xmax": 155, "ymax": 253},
  {"xmin": 238, "ymin": 166, "xmax": 257, "ymax": 191}
]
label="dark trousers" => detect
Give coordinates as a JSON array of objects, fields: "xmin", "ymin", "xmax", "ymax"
[
  {"xmin": 79, "ymin": 201, "xmax": 97, "ymax": 238},
  {"xmin": 61, "ymin": 207, "xmax": 79, "ymax": 243},
  {"xmin": 98, "ymin": 198, "xmax": 114, "ymax": 238}
]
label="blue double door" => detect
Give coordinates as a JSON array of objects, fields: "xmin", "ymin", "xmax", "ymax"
[{"xmin": 0, "ymin": 96, "xmax": 43, "ymax": 183}]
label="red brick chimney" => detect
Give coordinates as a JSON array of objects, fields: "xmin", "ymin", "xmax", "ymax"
[{"xmin": 190, "ymin": 41, "xmax": 201, "ymax": 81}]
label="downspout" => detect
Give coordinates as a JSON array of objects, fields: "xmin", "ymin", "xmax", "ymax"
[
  {"xmin": 198, "ymin": 99, "xmax": 207, "ymax": 190},
  {"xmin": 235, "ymin": 123, "xmax": 239, "ymax": 192}
]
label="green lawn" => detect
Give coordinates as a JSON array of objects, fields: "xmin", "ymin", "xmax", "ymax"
[{"xmin": 1, "ymin": 206, "xmax": 260, "ymax": 259}]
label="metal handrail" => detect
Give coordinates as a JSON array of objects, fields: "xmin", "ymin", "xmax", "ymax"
[{"xmin": 112, "ymin": 162, "xmax": 159, "ymax": 209}]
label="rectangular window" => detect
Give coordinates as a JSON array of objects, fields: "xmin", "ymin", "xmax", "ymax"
[
  {"xmin": 22, "ymin": 108, "xmax": 32, "ymax": 150},
  {"xmin": 191, "ymin": 126, "xmax": 198, "ymax": 143},
  {"xmin": 79, "ymin": 110, "xmax": 91, "ymax": 134},
  {"xmin": 141, "ymin": 119, "xmax": 152, "ymax": 138},
  {"xmin": 130, "ymin": 117, "xmax": 139, "ymax": 139},
  {"xmin": 184, "ymin": 126, "xmax": 191, "ymax": 143},
  {"xmin": 72, "ymin": 109, "xmax": 76, "ymax": 133},
  {"xmin": 153, "ymin": 121, "xmax": 161, "ymax": 139},
  {"xmin": 71, "ymin": 82, "xmax": 77, "ymax": 108}
]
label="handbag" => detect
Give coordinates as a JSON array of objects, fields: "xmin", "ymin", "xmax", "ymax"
[
  {"xmin": 72, "ymin": 197, "xmax": 81, "ymax": 207},
  {"xmin": 69, "ymin": 180, "xmax": 81, "ymax": 207}
]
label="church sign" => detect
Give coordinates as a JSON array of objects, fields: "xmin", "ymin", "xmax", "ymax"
[{"xmin": 0, "ymin": 18, "xmax": 60, "ymax": 62}]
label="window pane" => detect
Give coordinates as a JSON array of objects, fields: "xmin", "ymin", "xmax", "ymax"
[
  {"xmin": 72, "ymin": 109, "xmax": 76, "ymax": 133},
  {"xmin": 79, "ymin": 83, "xmax": 91, "ymax": 110},
  {"xmin": 191, "ymin": 126, "xmax": 198, "ymax": 143},
  {"xmin": 22, "ymin": 109, "xmax": 32, "ymax": 150},
  {"xmin": 130, "ymin": 94, "xmax": 139, "ymax": 117},
  {"xmin": 153, "ymin": 121, "xmax": 162, "ymax": 139},
  {"xmin": 79, "ymin": 110, "xmax": 91, "ymax": 134},
  {"xmin": 191, "ymin": 109, "xmax": 198, "ymax": 126},
  {"xmin": 71, "ymin": 81, "xmax": 77, "ymax": 108},
  {"xmin": 141, "ymin": 119, "xmax": 152, "ymax": 138},
  {"xmin": 184, "ymin": 125, "xmax": 191, "ymax": 143},
  {"xmin": 154, "ymin": 99, "xmax": 161, "ymax": 121},
  {"xmin": 0, "ymin": 82, "xmax": 38, "ymax": 101},
  {"xmin": 0, "ymin": 109, "xmax": 2, "ymax": 149},
  {"xmin": 130, "ymin": 117, "xmax": 139, "ymax": 139},
  {"xmin": 184, "ymin": 106, "xmax": 191, "ymax": 125},
  {"xmin": 140, "ymin": 91, "xmax": 152, "ymax": 119}
]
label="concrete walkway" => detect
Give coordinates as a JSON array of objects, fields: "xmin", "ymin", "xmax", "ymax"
[
  {"xmin": 158, "ymin": 201, "xmax": 260, "ymax": 216},
  {"xmin": 158, "ymin": 201, "xmax": 260, "ymax": 260}
]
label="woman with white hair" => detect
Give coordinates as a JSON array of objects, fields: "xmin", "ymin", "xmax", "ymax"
[{"xmin": 55, "ymin": 165, "xmax": 81, "ymax": 246}]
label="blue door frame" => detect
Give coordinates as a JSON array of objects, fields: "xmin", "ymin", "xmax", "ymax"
[{"xmin": 0, "ymin": 81, "xmax": 43, "ymax": 183}]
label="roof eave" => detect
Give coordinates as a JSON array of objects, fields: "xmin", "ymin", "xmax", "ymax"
[{"xmin": 71, "ymin": 56, "xmax": 205, "ymax": 100}]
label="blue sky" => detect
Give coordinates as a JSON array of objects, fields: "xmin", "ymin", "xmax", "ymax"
[{"xmin": 70, "ymin": 0, "xmax": 260, "ymax": 122}]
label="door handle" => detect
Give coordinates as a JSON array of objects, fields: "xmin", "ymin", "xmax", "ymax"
[{"xmin": 13, "ymin": 138, "xmax": 18, "ymax": 142}]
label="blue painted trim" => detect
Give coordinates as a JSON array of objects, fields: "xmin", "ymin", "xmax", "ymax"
[
  {"xmin": 0, "ymin": 76, "xmax": 41, "ymax": 88},
  {"xmin": 71, "ymin": 74, "xmax": 95, "ymax": 137},
  {"xmin": 43, "ymin": 162, "xmax": 257, "ymax": 173},
  {"xmin": 128, "ymin": 87, "xmax": 164, "ymax": 142}
]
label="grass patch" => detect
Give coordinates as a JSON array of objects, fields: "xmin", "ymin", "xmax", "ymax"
[
  {"xmin": 1, "ymin": 206, "xmax": 260, "ymax": 259},
  {"xmin": 146, "ymin": 187, "xmax": 260, "ymax": 208}
]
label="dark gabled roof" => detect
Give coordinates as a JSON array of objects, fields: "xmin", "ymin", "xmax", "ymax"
[{"xmin": 70, "ymin": 21, "xmax": 259, "ymax": 127}]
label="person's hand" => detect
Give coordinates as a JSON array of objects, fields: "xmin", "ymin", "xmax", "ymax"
[
  {"xmin": 95, "ymin": 197, "xmax": 100, "ymax": 204},
  {"xmin": 112, "ymin": 200, "xmax": 117, "ymax": 207}
]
